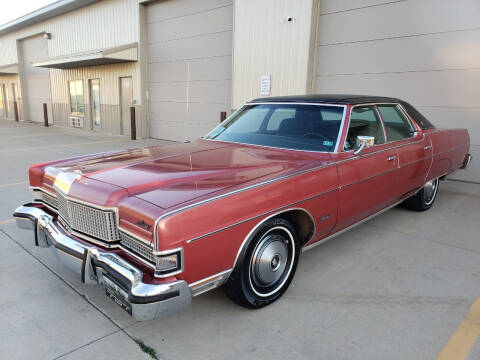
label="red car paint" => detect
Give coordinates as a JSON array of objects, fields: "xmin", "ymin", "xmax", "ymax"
[{"xmin": 28, "ymin": 102, "xmax": 471, "ymax": 285}]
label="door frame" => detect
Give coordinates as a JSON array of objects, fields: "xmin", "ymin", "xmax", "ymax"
[
  {"xmin": 119, "ymin": 76, "xmax": 133, "ymax": 136},
  {"xmin": 89, "ymin": 78, "xmax": 101, "ymax": 131}
]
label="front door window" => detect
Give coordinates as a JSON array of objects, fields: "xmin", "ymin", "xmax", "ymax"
[{"xmin": 344, "ymin": 106, "xmax": 385, "ymax": 150}]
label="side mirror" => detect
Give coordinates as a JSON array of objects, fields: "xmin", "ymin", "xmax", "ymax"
[{"xmin": 354, "ymin": 135, "xmax": 375, "ymax": 155}]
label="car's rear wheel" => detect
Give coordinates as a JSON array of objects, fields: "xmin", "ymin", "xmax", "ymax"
[
  {"xmin": 402, "ymin": 177, "xmax": 440, "ymax": 211},
  {"xmin": 224, "ymin": 218, "xmax": 299, "ymax": 309}
]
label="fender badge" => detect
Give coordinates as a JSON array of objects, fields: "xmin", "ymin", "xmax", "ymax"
[{"xmin": 137, "ymin": 220, "xmax": 151, "ymax": 230}]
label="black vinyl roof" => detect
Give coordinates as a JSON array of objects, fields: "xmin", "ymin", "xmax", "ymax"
[
  {"xmin": 249, "ymin": 94, "xmax": 404, "ymax": 105},
  {"xmin": 249, "ymin": 94, "xmax": 435, "ymax": 129}
]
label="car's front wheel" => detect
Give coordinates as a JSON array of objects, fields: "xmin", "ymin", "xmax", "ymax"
[
  {"xmin": 402, "ymin": 177, "xmax": 440, "ymax": 211},
  {"xmin": 224, "ymin": 217, "xmax": 299, "ymax": 309}
]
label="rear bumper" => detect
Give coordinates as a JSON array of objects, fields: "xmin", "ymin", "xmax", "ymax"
[
  {"xmin": 13, "ymin": 204, "xmax": 192, "ymax": 321},
  {"xmin": 460, "ymin": 153, "xmax": 472, "ymax": 170}
]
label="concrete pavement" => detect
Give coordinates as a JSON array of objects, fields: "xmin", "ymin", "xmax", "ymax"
[{"xmin": 1, "ymin": 120, "xmax": 479, "ymax": 360}]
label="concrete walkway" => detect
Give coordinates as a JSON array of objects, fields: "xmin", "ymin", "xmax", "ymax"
[{"xmin": 1, "ymin": 120, "xmax": 479, "ymax": 360}]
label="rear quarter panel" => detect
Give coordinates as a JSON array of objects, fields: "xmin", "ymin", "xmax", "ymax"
[{"xmin": 425, "ymin": 128, "xmax": 470, "ymax": 180}]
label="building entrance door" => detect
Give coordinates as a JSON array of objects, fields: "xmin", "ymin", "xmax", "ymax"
[{"xmin": 120, "ymin": 77, "xmax": 133, "ymax": 136}]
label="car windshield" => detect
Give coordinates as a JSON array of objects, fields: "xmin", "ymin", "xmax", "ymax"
[{"xmin": 204, "ymin": 104, "xmax": 344, "ymax": 152}]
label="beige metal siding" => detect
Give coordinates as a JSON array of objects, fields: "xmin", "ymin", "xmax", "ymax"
[
  {"xmin": 0, "ymin": 75, "xmax": 20, "ymax": 120},
  {"xmin": 232, "ymin": 0, "xmax": 319, "ymax": 109},
  {"xmin": 146, "ymin": 0, "xmax": 233, "ymax": 142},
  {"xmin": 18, "ymin": 35, "xmax": 52, "ymax": 123},
  {"xmin": 315, "ymin": 0, "xmax": 480, "ymax": 182},
  {"xmin": 49, "ymin": 62, "xmax": 137, "ymax": 135},
  {"xmin": 0, "ymin": 0, "xmax": 139, "ymax": 67}
]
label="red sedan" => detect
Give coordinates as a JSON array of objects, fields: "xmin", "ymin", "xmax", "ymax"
[{"xmin": 14, "ymin": 95, "xmax": 472, "ymax": 320}]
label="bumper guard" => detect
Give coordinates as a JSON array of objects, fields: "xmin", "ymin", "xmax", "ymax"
[{"xmin": 13, "ymin": 204, "xmax": 192, "ymax": 321}]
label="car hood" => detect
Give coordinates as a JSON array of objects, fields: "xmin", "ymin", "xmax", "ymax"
[{"xmin": 41, "ymin": 139, "xmax": 328, "ymax": 209}]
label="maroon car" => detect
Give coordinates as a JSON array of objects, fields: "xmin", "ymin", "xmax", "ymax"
[{"xmin": 14, "ymin": 95, "xmax": 472, "ymax": 320}]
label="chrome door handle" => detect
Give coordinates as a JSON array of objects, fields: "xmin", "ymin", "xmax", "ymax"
[
  {"xmin": 424, "ymin": 145, "xmax": 432, "ymax": 150},
  {"xmin": 387, "ymin": 155, "xmax": 396, "ymax": 161}
]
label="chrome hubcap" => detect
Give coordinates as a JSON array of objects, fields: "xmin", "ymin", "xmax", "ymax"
[
  {"xmin": 424, "ymin": 178, "xmax": 438, "ymax": 205},
  {"xmin": 249, "ymin": 226, "xmax": 295, "ymax": 297},
  {"xmin": 251, "ymin": 236, "xmax": 288, "ymax": 285}
]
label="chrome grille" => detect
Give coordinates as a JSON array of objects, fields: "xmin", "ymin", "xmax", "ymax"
[
  {"xmin": 36, "ymin": 191, "xmax": 58, "ymax": 209},
  {"xmin": 120, "ymin": 231, "xmax": 155, "ymax": 264},
  {"xmin": 56, "ymin": 190, "xmax": 120, "ymax": 242}
]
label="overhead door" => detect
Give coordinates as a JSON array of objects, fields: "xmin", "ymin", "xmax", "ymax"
[
  {"xmin": 146, "ymin": 0, "xmax": 233, "ymax": 142},
  {"xmin": 315, "ymin": 0, "xmax": 480, "ymax": 182},
  {"xmin": 19, "ymin": 35, "xmax": 52, "ymax": 123}
]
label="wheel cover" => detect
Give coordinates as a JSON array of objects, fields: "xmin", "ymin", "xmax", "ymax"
[
  {"xmin": 249, "ymin": 226, "xmax": 295, "ymax": 297},
  {"xmin": 424, "ymin": 178, "xmax": 439, "ymax": 205}
]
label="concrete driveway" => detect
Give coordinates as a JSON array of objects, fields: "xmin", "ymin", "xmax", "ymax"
[{"xmin": 1, "ymin": 120, "xmax": 479, "ymax": 360}]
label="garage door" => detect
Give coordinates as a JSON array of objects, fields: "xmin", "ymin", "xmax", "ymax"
[
  {"xmin": 314, "ymin": 0, "xmax": 480, "ymax": 182},
  {"xmin": 19, "ymin": 35, "xmax": 52, "ymax": 123},
  {"xmin": 146, "ymin": 0, "xmax": 233, "ymax": 142}
]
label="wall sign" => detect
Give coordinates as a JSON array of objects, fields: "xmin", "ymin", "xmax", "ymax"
[{"xmin": 260, "ymin": 75, "xmax": 271, "ymax": 95}]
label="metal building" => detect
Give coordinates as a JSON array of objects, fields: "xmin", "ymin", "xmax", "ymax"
[{"xmin": 0, "ymin": 0, "xmax": 478, "ymax": 182}]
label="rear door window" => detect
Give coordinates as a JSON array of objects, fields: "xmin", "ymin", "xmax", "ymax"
[{"xmin": 377, "ymin": 105, "xmax": 415, "ymax": 142}]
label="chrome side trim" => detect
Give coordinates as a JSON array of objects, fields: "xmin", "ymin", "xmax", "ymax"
[
  {"xmin": 190, "ymin": 269, "xmax": 233, "ymax": 296},
  {"xmin": 154, "ymin": 135, "xmax": 437, "ymax": 243},
  {"xmin": 230, "ymin": 207, "xmax": 318, "ymax": 273},
  {"xmin": 186, "ymin": 204, "xmax": 320, "ymax": 244},
  {"xmin": 302, "ymin": 198, "xmax": 407, "ymax": 252},
  {"xmin": 153, "ymin": 165, "xmax": 335, "ymax": 246}
]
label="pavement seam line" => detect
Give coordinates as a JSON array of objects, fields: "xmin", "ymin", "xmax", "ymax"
[
  {"xmin": 0, "ymin": 219, "xmax": 15, "ymax": 225},
  {"xmin": 52, "ymin": 329, "xmax": 122, "ymax": 360},
  {"xmin": 0, "ymin": 181, "xmax": 27, "ymax": 188},
  {"xmin": 0, "ymin": 229, "xmax": 142, "ymax": 355},
  {"xmin": 436, "ymin": 296, "xmax": 480, "ymax": 360}
]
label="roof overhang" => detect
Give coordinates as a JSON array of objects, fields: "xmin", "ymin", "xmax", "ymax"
[
  {"xmin": 0, "ymin": 63, "xmax": 18, "ymax": 75},
  {"xmin": 32, "ymin": 43, "xmax": 138, "ymax": 69},
  {"xmin": 0, "ymin": 0, "xmax": 101, "ymax": 36}
]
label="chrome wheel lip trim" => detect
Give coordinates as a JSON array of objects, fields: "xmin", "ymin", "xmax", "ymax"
[
  {"xmin": 424, "ymin": 178, "xmax": 439, "ymax": 206},
  {"xmin": 248, "ymin": 226, "xmax": 295, "ymax": 298}
]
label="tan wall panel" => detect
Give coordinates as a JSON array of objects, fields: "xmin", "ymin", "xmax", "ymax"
[
  {"xmin": 146, "ymin": 0, "xmax": 231, "ymax": 22},
  {"xmin": 18, "ymin": 35, "xmax": 52, "ymax": 123},
  {"xmin": 0, "ymin": 0, "xmax": 139, "ymax": 67},
  {"xmin": 317, "ymin": 29, "xmax": 480, "ymax": 75},
  {"xmin": 148, "ymin": 31, "xmax": 232, "ymax": 63},
  {"xmin": 317, "ymin": 0, "xmax": 480, "ymax": 45},
  {"xmin": 232, "ymin": 0, "xmax": 319, "ymax": 108},
  {"xmin": 315, "ymin": 0, "xmax": 480, "ymax": 182},
  {"xmin": 147, "ymin": 0, "xmax": 233, "ymax": 141},
  {"xmin": 315, "ymin": 70, "xmax": 480, "ymax": 107},
  {"xmin": 147, "ymin": 5, "xmax": 232, "ymax": 42},
  {"xmin": 320, "ymin": 0, "xmax": 403, "ymax": 14}
]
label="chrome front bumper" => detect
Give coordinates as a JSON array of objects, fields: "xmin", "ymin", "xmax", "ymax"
[{"xmin": 13, "ymin": 204, "xmax": 192, "ymax": 321}]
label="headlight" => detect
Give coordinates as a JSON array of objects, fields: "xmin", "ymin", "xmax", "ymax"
[{"xmin": 154, "ymin": 248, "xmax": 183, "ymax": 277}]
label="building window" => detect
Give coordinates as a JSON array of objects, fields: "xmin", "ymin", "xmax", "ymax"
[
  {"xmin": 69, "ymin": 80, "xmax": 84, "ymax": 116},
  {"xmin": 89, "ymin": 79, "xmax": 101, "ymax": 126}
]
